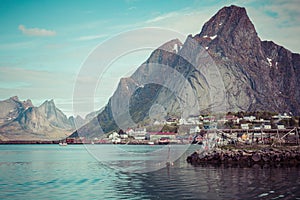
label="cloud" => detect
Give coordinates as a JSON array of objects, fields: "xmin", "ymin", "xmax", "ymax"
[
  {"xmin": 18, "ymin": 24, "xmax": 56, "ymax": 36},
  {"xmin": 76, "ymin": 34, "xmax": 107, "ymax": 41},
  {"xmin": 0, "ymin": 41, "xmax": 34, "ymax": 49},
  {"xmin": 146, "ymin": 12, "xmax": 179, "ymax": 23}
]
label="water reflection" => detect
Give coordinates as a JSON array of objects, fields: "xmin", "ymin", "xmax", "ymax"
[{"xmin": 111, "ymin": 155, "xmax": 300, "ymax": 200}]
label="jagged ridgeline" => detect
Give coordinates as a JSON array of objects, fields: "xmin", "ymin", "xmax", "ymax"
[
  {"xmin": 0, "ymin": 96, "xmax": 75, "ymax": 141},
  {"xmin": 75, "ymin": 5, "xmax": 299, "ymax": 137}
]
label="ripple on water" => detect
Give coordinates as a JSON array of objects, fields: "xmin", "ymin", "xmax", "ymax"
[{"xmin": 1, "ymin": 145, "xmax": 300, "ymax": 200}]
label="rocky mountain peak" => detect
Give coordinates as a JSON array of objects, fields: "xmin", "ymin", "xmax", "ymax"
[
  {"xmin": 38, "ymin": 99, "xmax": 58, "ymax": 118},
  {"xmin": 39, "ymin": 99, "xmax": 56, "ymax": 112},
  {"xmin": 199, "ymin": 5, "xmax": 255, "ymax": 37},
  {"xmin": 145, "ymin": 38, "xmax": 183, "ymax": 67},
  {"xmin": 157, "ymin": 38, "xmax": 182, "ymax": 53},
  {"xmin": 0, "ymin": 97, "xmax": 74, "ymax": 141},
  {"xmin": 195, "ymin": 5, "xmax": 262, "ymax": 60},
  {"xmin": 10, "ymin": 96, "xmax": 19, "ymax": 102},
  {"xmin": 7, "ymin": 96, "xmax": 33, "ymax": 109},
  {"xmin": 22, "ymin": 99, "xmax": 33, "ymax": 109},
  {"xmin": 42, "ymin": 99, "xmax": 55, "ymax": 106}
]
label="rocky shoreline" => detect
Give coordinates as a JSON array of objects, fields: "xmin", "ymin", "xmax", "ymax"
[{"xmin": 187, "ymin": 145, "xmax": 300, "ymax": 168}]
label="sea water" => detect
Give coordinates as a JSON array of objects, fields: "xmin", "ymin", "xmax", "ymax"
[{"xmin": 0, "ymin": 144, "xmax": 300, "ymax": 200}]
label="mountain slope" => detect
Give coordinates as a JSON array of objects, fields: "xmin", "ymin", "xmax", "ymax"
[
  {"xmin": 0, "ymin": 96, "xmax": 74, "ymax": 141},
  {"xmin": 74, "ymin": 5, "xmax": 300, "ymax": 138},
  {"xmin": 194, "ymin": 5, "xmax": 300, "ymax": 113}
]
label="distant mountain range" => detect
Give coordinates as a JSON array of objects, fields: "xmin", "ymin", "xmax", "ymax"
[
  {"xmin": 72, "ymin": 5, "xmax": 300, "ymax": 138},
  {"xmin": 0, "ymin": 96, "xmax": 77, "ymax": 141}
]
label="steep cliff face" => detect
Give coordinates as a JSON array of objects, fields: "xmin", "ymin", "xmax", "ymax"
[
  {"xmin": 0, "ymin": 97, "xmax": 74, "ymax": 141},
  {"xmin": 194, "ymin": 5, "xmax": 300, "ymax": 113},
  {"xmin": 0, "ymin": 96, "xmax": 31, "ymax": 125},
  {"xmin": 38, "ymin": 100, "xmax": 73, "ymax": 130},
  {"xmin": 74, "ymin": 5, "xmax": 300, "ymax": 137}
]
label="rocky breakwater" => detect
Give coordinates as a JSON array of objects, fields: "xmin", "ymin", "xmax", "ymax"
[{"xmin": 187, "ymin": 146, "xmax": 300, "ymax": 167}]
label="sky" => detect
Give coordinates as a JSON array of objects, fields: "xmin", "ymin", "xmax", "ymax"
[{"xmin": 0, "ymin": 0, "xmax": 299, "ymax": 117}]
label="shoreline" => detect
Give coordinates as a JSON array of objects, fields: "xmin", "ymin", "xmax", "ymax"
[
  {"xmin": 187, "ymin": 144, "xmax": 300, "ymax": 168},
  {"xmin": 0, "ymin": 140, "xmax": 182, "ymax": 145}
]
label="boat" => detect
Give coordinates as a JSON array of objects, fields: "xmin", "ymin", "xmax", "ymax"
[
  {"xmin": 59, "ymin": 142, "xmax": 68, "ymax": 146},
  {"xmin": 148, "ymin": 141, "xmax": 154, "ymax": 145},
  {"xmin": 158, "ymin": 137, "xmax": 170, "ymax": 145}
]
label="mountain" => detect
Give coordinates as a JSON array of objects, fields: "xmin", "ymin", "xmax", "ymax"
[
  {"xmin": 0, "ymin": 96, "xmax": 74, "ymax": 141},
  {"xmin": 73, "ymin": 5, "xmax": 300, "ymax": 138},
  {"xmin": 68, "ymin": 115, "xmax": 86, "ymax": 129},
  {"xmin": 193, "ymin": 5, "xmax": 300, "ymax": 113}
]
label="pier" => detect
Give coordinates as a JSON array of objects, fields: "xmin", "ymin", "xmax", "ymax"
[{"xmin": 198, "ymin": 127, "xmax": 300, "ymax": 146}]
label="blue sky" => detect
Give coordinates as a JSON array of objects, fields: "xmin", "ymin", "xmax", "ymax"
[{"xmin": 0, "ymin": 0, "xmax": 299, "ymax": 117}]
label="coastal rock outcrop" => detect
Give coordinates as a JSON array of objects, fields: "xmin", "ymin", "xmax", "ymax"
[{"xmin": 187, "ymin": 147, "xmax": 300, "ymax": 167}]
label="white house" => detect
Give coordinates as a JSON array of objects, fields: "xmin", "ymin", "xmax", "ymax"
[
  {"xmin": 243, "ymin": 116, "xmax": 256, "ymax": 122},
  {"xmin": 125, "ymin": 128, "xmax": 134, "ymax": 136},
  {"xmin": 189, "ymin": 126, "xmax": 201, "ymax": 134},
  {"xmin": 119, "ymin": 133, "xmax": 128, "ymax": 139},
  {"xmin": 109, "ymin": 132, "xmax": 121, "ymax": 143},
  {"xmin": 272, "ymin": 113, "xmax": 292, "ymax": 120},
  {"xmin": 277, "ymin": 124, "xmax": 285, "ymax": 129},
  {"xmin": 187, "ymin": 116, "xmax": 200, "ymax": 125},
  {"xmin": 132, "ymin": 128, "xmax": 147, "ymax": 140},
  {"xmin": 112, "ymin": 137, "xmax": 121, "ymax": 143},
  {"xmin": 109, "ymin": 132, "xmax": 119, "ymax": 139},
  {"xmin": 263, "ymin": 124, "xmax": 271, "ymax": 129},
  {"xmin": 178, "ymin": 118, "xmax": 187, "ymax": 125},
  {"xmin": 253, "ymin": 124, "xmax": 261, "ymax": 130},
  {"xmin": 134, "ymin": 134, "xmax": 146, "ymax": 140},
  {"xmin": 241, "ymin": 124, "xmax": 249, "ymax": 130}
]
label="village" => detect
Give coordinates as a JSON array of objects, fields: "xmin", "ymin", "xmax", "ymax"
[{"xmin": 66, "ymin": 112, "xmax": 300, "ymax": 146}]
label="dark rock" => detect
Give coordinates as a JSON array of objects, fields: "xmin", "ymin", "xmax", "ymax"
[
  {"xmin": 262, "ymin": 156, "xmax": 269, "ymax": 162},
  {"xmin": 252, "ymin": 153, "xmax": 261, "ymax": 162},
  {"xmin": 187, "ymin": 147, "xmax": 300, "ymax": 168}
]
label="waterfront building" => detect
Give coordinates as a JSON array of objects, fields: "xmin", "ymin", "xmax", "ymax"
[
  {"xmin": 243, "ymin": 116, "xmax": 256, "ymax": 122},
  {"xmin": 109, "ymin": 132, "xmax": 119, "ymax": 139},
  {"xmin": 241, "ymin": 123, "xmax": 249, "ymax": 130},
  {"xmin": 277, "ymin": 124, "xmax": 285, "ymax": 129},
  {"xmin": 263, "ymin": 124, "xmax": 271, "ymax": 129},
  {"xmin": 189, "ymin": 126, "xmax": 201, "ymax": 134},
  {"xmin": 131, "ymin": 128, "xmax": 147, "ymax": 138}
]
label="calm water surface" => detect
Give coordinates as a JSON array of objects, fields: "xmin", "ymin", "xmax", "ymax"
[{"xmin": 0, "ymin": 144, "xmax": 300, "ymax": 200}]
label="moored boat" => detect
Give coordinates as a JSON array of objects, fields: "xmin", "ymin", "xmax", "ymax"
[
  {"xmin": 59, "ymin": 142, "xmax": 68, "ymax": 146},
  {"xmin": 158, "ymin": 137, "xmax": 170, "ymax": 145}
]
